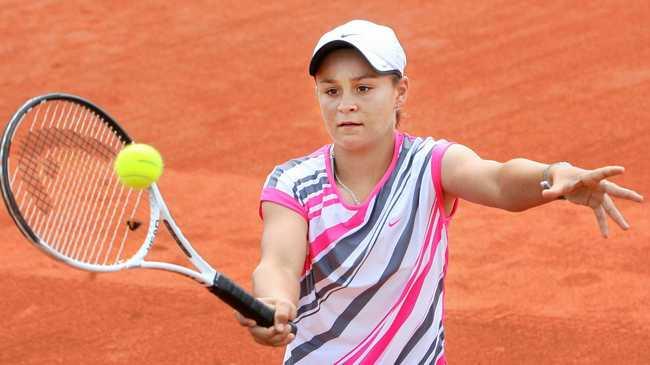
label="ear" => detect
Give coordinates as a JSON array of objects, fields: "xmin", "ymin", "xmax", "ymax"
[{"xmin": 395, "ymin": 76, "xmax": 409, "ymax": 108}]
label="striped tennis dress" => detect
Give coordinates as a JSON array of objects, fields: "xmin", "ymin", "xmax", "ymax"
[{"xmin": 260, "ymin": 132, "xmax": 457, "ymax": 364}]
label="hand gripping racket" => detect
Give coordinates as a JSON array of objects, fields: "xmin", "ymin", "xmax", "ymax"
[{"xmin": 1, "ymin": 93, "xmax": 295, "ymax": 333}]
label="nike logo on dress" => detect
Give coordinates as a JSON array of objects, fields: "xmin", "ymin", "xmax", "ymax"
[
  {"xmin": 388, "ymin": 217, "xmax": 401, "ymax": 227},
  {"xmin": 340, "ymin": 33, "xmax": 359, "ymax": 38}
]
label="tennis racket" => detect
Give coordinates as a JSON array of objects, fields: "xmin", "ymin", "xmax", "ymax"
[{"xmin": 0, "ymin": 93, "xmax": 295, "ymax": 333}]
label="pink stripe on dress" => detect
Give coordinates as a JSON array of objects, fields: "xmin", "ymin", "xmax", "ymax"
[
  {"xmin": 305, "ymin": 186, "xmax": 339, "ymax": 219},
  {"xmin": 307, "ymin": 197, "xmax": 341, "ymax": 219},
  {"xmin": 429, "ymin": 140, "xmax": 458, "ymax": 223},
  {"xmin": 325, "ymin": 132, "xmax": 404, "ymax": 211},
  {"xmin": 357, "ymin": 209, "xmax": 445, "ymax": 364},
  {"xmin": 430, "ymin": 140, "xmax": 456, "ymax": 364},
  {"xmin": 260, "ymin": 188, "xmax": 308, "ymax": 219},
  {"xmin": 334, "ymin": 203, "xmax": 441, "ymax": 365},
  {"xmin": 305, "ymin": 185, "xmax": 336, "ymax": 211},
  {"xmin": 309, "ymin": 132, "xmax": 405, "ymax": 249},
  {"xmin": 309, "ymin": 204, "xmax": 369, "ymax": 259}
]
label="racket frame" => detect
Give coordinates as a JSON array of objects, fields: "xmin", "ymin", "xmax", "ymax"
[
  {"xmin": 1, "ymin": 93, "xmax": 291, "ymax": 332},
  {"xmin": 1, "ymin": 93, "xmax": 131, "ymax": 262},
  {"xmin": 1, "ymin": 94, "xmax": 215, "ymax": 283},
  {"xmin": 137, "ymin": 184, "xmax": 218, "ymax": 286}
]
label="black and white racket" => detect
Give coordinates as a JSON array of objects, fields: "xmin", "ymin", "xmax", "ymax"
[{"xmin": 0, "ymin": 93, "xmax": 295, "ymax": 333}]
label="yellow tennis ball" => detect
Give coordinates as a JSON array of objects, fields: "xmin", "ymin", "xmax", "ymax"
[{"xmin": 114, "ymin": 143, "xmax": 164, "ymax": 189}]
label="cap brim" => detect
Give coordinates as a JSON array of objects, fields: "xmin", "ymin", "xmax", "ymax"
[
  {"xmin": 309, "ymin": 40, "xmax": 356, "ymax": 76},
  {"xmin": 309, "ymin": 40, "xmax": 403, "ymax": 77}
]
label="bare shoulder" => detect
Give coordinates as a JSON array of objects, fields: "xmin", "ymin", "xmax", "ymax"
[
  {"xmin": 440, "ymin": 144, "xmax": 481, "ymax": 186},
  {"xmin": 441, "ymin": 144, "xmax": 480, "ymax": 167},
  {"xmin": 440, "ymin": 143, "xmax": 502, "ymax": 207}
]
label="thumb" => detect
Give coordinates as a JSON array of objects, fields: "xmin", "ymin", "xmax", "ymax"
[
  {"xmin": 273, "ymin": 300, "xmax": 296, "ymax": 333},
  {"xmin": 542, "ymin": 181, "xmax": 574, "ymax": 200}
]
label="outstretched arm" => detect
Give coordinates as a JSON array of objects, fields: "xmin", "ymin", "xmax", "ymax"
[
  {"xmin": 441, "ymin": 144, "xmax": 644, "ymax": 237},
  {"xmin": 235, "ymin": 202, "xmax": 307, "ymax": 346}
]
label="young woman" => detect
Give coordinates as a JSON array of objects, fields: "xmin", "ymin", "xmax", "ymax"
[{"xmin": 236, "ymin": 20, "xmax": 643, "ymax": 364}]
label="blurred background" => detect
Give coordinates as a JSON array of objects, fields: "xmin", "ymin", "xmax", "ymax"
[{"xmin": 1, "ymin": 1, "xmax": 648, "ymax": 364}]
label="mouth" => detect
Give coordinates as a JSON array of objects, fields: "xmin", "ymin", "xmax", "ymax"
[{"xmin": 337, "ymin": 121, "xmax": 363, "ymax": 127}]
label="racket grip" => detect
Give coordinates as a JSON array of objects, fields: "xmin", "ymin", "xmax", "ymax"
[{"xmin": 208, "ymin": 274, "xmax": 297, "ymax": 334}]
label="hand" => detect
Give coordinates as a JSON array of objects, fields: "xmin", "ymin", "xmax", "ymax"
[
  {"xmin": 234, "ymin": 297, "xmax": 296, "ymax": 347},
  {"xmin": 542, "ymin": 165, "xmax": 644, "ymax": 237}
]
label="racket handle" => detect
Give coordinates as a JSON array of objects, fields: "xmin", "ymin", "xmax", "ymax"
[{"xmin": 208, "ymin": 274, "xmax": 297, "ymax": 334}]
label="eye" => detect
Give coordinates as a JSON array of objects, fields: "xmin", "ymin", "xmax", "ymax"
[
  {"xmin": 325, "ymin": 88, "xmax": 338, "ymax": 96},
  {"xmin": 357, "ymin": 85, "xmax": 372, "ymax": 93}
]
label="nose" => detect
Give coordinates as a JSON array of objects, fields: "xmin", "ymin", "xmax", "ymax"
[{"xmin": 337, "ymin": 95, "xmax": 358, "ymax": 113}]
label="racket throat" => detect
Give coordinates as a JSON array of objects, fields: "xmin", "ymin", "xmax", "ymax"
[{"xmin": 161, "ymin": 219, "xmax": 192, "ymax": 258}]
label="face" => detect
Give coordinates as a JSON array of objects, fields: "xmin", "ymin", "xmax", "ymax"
[{"xmin": 314, "ymin": 48, "xmax": 408, "ymax": 151}]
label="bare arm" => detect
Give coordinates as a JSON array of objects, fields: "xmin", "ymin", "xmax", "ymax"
[
  {"xmin": 441, "ymin": 144, "xmax": 553, "ymax": 212},
  {"xmin": 441, "ymin": 144, "xmax": 643, "ymax": 236},
  {"xmin": 253, "ymin": 202, "xmax": 307, "ymax": 304},
  {"xmin": 236, "ymin": 201, "xmax": 307, "ymax": 347}
]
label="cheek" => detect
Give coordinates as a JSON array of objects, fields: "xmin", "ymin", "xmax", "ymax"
[
  {"xmin": 367, "ymin": 92, "xmax": 396, "ymax": 120},
  {"xmin": 318, "ymin": 98, "xmax": 337, "ymax": 121}
]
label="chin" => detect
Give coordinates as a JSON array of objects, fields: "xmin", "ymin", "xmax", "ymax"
[
  {"xmin": 328, "ymin": 126, "xmax": 393, "ymax": 151},
  {"xmin": 332, "ymin": 133, "xmax": 363, "ymax": 149},
  {"xmin": 335, "ymin": 133, "xmax": 383, "ymax": 152}
]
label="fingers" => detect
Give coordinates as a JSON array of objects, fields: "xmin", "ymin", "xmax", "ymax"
[
  {"xmin": 236, "ymin": 297, "xmax": 297, "ymax": 347},
  {"xmin": 593, "ymin": 205, "xmax": 609, "ymax": 238},
  {"xmin": 581, "ymin": 166, "xmax": 625, "ymax": 187},
  {"xmin": 602, "ymin": 181, "xmax": 644, "ymax": 202},
  {"xmin": 250, "ymin": 324, "xmax": 295, "ymax": 347},
  {"xmin": 233, "ymin": 297, "xmax": 275, "ymax": 328},
  {"xmin": 273, "ymin": 299, "xmax": 297, "ymax": 333},
  {"xmin": 602, "ymin": 194, "xmax": 629, "ymax": 230},
  {"xmin": 234, "ymin": 311, "xmax": 258, "ymax": 328},
  {"xmin": 554, "ymin": 165, "xmax": 641, "ymax": 237},
  {"xmin": 585, "ymin": 191, "xmax": 600, "ymax": 209}
]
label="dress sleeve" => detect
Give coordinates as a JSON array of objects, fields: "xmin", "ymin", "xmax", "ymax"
[
  {"xmin": 259, "ymin": 165, "xmax": 308, "ymax": 220},
  {"xmin": 430, "ymin": 139, "xmax": 459, "ymax": 221}
]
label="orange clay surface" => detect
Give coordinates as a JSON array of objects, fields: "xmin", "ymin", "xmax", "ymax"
[{"xmin": 1, "ymin": 1, "xmax": 648, "ymax": 364}]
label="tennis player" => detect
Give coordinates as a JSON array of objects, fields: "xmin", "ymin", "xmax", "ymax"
[{"xmin": 236, "ymin": 20, "xmax": 644, "ymax": 364}]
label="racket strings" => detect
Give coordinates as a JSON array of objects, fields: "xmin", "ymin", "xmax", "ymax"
[
  {"xmin": 14, "ymin": 102, "xmax": 61, "ymax": 221},
  {"xmin": 9, "ymin": 99, "xmax": 148, "ymax": 267},
  {"xmin": 15, "ymin": 105, "xmax": 61, "ymax": 214},
  {"xmin": 18, "ymin": 128, "xmax": 84, "ymax": 214},
  {"xmin": 50, "ymin": 111, "xmax": 113, "ymax": 260},
  {"xmin": 36, "ymin": 104, "xmax": 94, "ymax": 246}
]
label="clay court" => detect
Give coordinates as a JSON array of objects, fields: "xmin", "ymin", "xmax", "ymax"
[{"xmin": 1, "ymin": 1, "xmax": 648, "ymax": 364}]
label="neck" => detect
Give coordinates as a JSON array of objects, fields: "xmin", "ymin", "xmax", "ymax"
[{"xmin": 331, "ymin": 132, "xmax": 396, "ymax": 196}]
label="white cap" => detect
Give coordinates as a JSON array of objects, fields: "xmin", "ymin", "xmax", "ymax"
[{"xmin": 309, "ymin": 19, "xmax": 406, "ymax": 77}]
